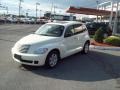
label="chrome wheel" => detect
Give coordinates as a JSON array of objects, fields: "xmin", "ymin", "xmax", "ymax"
[
  {"xmin": 45, "ymin": 51, "xmax": 59, "ymax": 68},
  {"xmin": 49, "ymin": 53, "xmax": 58, "ymax": 67}
]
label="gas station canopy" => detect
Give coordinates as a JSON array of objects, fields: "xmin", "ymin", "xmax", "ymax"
[{"xmin": 67, "ymin": 6, "xmax": 116, "ymax": 16}]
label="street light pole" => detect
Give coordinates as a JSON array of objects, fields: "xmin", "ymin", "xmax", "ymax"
[
  {"xmin": 26, "ymin": 9, "xmax": 30, "ymax": 18},
  {"xmin": 6, "ymin": 7, "xmax": 8, "ymax": 15},
  {"xmin": 40, "ymin": 10, "xmax": 42, "ymax": 18},
  {"xmin": 96, "ymin": 0, "xmax": 99, "ymax": 9},
  {"xmin": 36, "ymin": 3, "xmax": 37, "ymax": 20}
]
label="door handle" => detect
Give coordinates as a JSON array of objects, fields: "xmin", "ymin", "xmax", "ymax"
[{"xmin": 74, "ymin": 37, "xmax": 79, "ymax": 40}]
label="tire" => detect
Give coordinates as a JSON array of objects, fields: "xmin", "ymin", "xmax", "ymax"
[
  {"xmin": 45, "ymin": 51, "xmax": 59, "ymax": 68},
  {"xmin": 81, "ymin": 42, "xmax": 90, "ymax": 54}
]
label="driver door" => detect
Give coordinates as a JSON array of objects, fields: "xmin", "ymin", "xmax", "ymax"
[{"xmin": 63, "ymin": 25, "xmax": 77, "ymax": 56}]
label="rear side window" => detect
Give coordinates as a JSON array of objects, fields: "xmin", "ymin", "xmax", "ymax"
[
  {"xmin": 64, "ymin": 24, "xmax": 87, "ymax": 38},
  {"xmin": 74, "ymin": 24, "xmax": 86, "ymax": 35}
]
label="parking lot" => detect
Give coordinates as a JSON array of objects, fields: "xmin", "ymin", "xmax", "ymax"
[{"xmin": 0, "ymin": 24, "xmax": 120, "ymax": 90}]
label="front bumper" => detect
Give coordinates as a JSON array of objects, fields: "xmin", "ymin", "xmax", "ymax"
[{"xmin": 11, "ymin": 48, "xmax": 47, "ymax": 66}]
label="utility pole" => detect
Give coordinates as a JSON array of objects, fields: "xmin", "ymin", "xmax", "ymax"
[
  {"xmin": 18, "ymin": 0, "xmax": 23, "ymax": 23},
  {"xmin": 109, "ymin": 0, "xmax": 114, "ymax": 30},
  {"xmin": 96, "ymin": 0, "xmax": 99, "ymax": 22},
  {"xmin": 113, "ymin": 1, "xmax": 119, "ymax": 35},
  {"xmin": 36, "ymin": 2, "xmax": 40, "ymax": 23},
  {"xmin": 0, "ymin": 1, "xmax": 2, "ymax": 15},
  {"xmin": 19, "ymin": 0, "xmax": 23, "ymax": 17},
  {"xmin": 50, "ymin": 2, "xmax": 53, "ymax": 20},
  {"xmin": 53, "ymin": 5, "xmax": 58, "ymax": 15},
  {"xmin": 0, "ymin": 0, "xmax": 1, "ymax": 6}
]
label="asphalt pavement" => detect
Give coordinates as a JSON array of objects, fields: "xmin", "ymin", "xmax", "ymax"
[{"xmin": 0, "ymin": 24, "xmax": 120, "ymax": 90}]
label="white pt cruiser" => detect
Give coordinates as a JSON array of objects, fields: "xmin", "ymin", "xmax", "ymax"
[{"xmin": 11, "ymin": 21, "xmax": 90, "ymax": 68}]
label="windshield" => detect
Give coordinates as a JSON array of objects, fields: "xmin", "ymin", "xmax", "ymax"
[{"xmin": 35, "ymin": 24, "xmax": 64, "ymax": 37}]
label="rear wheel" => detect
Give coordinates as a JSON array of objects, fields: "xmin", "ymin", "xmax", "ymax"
[
  {"xmin": 45, "ymin": 51, "xmax": 59, "ymax": 68},
  {"xmin": 81, "ymin": 42, "xmax": 90, "ymax": 54}
]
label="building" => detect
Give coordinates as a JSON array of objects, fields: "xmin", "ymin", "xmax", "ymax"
[
  {"xmin": 98, "ymin": 1, "xmax": 120, "ymax": 34},
  {"xmin": 51, "ymin": 14, "xmax": 76, "ymax": 21},
  {"xmin": 67, "ymin": 1, "xmax": 120, "ymax": 35},
  {"xmin": 44, "ymin": 12, "xmax": 76, "ymax": 21}
]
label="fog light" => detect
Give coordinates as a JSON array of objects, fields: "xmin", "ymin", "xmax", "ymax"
[{"xmin": 34, "ymin": 61, "xmax": 38, "ymax": 64}]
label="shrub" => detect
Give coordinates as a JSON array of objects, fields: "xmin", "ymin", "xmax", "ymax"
[
  {"xmin": 104, "ymin": 36, "xmax": 120, "ymax": 46},
  {"xmin": 94, "ymin": 27, "xmax": 104, "ymax": 43}
]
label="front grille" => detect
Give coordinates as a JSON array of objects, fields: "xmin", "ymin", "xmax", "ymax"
[
  {"xmin": 20, "ymin": 59, "xmax": 33, "ymax": 63},
  {"xmin": 14, "ymin": 54, "xmax": 33, "ymax": 63}
]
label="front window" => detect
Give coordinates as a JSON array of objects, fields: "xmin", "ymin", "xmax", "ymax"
[{"xmin": 35, "ymin": 24, "xmax": 64, "ymax": 37}]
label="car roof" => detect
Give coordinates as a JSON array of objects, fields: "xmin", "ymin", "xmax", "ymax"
[{"xmin": 47, "ymin": 21, "xmax": 83, "ymax": 27}]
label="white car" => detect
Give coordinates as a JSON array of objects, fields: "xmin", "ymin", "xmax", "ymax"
[{"xmin": 11, "ymin": 21, "xmax": 90, "ymax": 68}]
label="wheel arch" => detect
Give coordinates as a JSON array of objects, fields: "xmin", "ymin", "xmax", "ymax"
[
  {"xmin": 47, "ymin": 48, "xmax": 61, "ymax": 59},
  {"xmin": 85, "ymin": 40, "xmax": 90, "ymax": 45}
]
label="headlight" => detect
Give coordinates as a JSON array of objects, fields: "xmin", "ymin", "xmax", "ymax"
[
  {"xmin": 34, "ymin": 48, "xmax": 48, "ymax": 54},
  {"xmin": 18, "ymin": 45, "xmax": 30, "ymax": 53}
]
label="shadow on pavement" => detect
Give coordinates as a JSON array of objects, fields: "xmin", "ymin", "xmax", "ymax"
[{"xmin": 21, "ymin": 51, "xmax": 120, "ymax": 82}]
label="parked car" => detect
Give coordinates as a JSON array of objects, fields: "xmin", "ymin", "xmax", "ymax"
[
  {"xmin": 6, "ymin": 17, "xmax": 18, "ymax": 23},
  {"xmin": 29, "ymin": 18, "xmax": 35, "ymax": 24},
  {"xmin": 0, "ymin": 19, "xmax": 5, "ymax": 24},
  {"xmin": 86, "ymin": 22, "xmax": 112, "ymax": 36},
  {"xmin": 36, "ymin": 19, "xmax": 48, "ymax": 24},
  {"xmin": 11, "ymin": 21, "xmax": 90, "ymax": 68}
]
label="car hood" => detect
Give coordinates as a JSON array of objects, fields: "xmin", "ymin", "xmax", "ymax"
[{"xmin": 16, "ymin": 34, "xmax": 60, "ymax": 45}]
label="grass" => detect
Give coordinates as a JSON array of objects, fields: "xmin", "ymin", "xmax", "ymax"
[{"xmin": 104, "ymin": 36, "xmax": 120, "ymax": 46}]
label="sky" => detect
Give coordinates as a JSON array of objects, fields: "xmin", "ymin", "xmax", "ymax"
[{"xmin": 0, "ymin": 0, "xmax": 111, "ymax": 17}]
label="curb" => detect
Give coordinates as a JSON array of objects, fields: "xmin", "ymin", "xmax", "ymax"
[{"xmin": 90, "ymin": 45, "xmax": 120, "ymax": 51}]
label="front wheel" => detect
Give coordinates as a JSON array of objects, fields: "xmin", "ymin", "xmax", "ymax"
[
  {"xmin": 81, "ymin": 42, "xmax": 90, "ymax": 54},
  {"xmin": 45, "ymin": 51, "xmax": 59, "ymax": 68}
]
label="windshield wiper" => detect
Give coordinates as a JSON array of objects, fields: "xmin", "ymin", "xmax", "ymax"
[
  {"xmin": 35, "ymin": 33, "xmax": 59, "ymax": 37},
  {"xmin": 39, "ymin": 34, "xmax": 50, "ymax": 36}
]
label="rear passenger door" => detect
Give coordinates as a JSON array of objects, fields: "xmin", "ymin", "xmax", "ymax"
[{"xmin": 74, "ymin": 24, "xmax": 87, "ymax": 47}]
